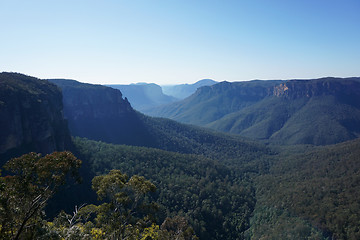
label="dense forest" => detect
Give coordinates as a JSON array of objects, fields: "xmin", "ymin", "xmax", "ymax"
[
  {"xmin": 253, "ymin": 139, "xmax": 360, "ymax": 239},
  {"xmin": 4, "ymin": 137, "xmax": 359, "ymax": 239},
  {"xmin": 1, "ymin": 73, "xmax": 360, "ymax": 239},
  {"xmin": 73, "ymin": 137, "xmax": 256, "ymax": 239}
]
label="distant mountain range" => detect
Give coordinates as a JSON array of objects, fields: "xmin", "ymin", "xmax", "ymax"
[
  {"xmin": 147, "ymin": 77, "xmax": 360, "ymax": 145},
  {"xmin": 161, "ymin": 79, "xmax": 217, "ymax": 99},
  {"xmin": 107, "ymin": 83, "xmax": 177, "ymax": 111}
]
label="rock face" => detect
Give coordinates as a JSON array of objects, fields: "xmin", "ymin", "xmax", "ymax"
[
  {"xmin": 49, "ymin": 79, "xmax": 155, "ymax": 146},
  {"xmin": 0, "ymin": 73, "xmax": 71, "ymax": 160}
]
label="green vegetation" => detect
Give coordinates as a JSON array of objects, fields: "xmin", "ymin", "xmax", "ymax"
[
  {"xmin": 254, "ymin": 139, "xmax": 360, "ymax": 239},
  {"xmin": 71, "ymin": 137, "xmax": 360, "ymax": 239},
  {"xmin": 211, "ymin": 95, "xmax": 360, "ymax": 145},
  {"xmin": 0, "ymin": 152, "xmax": 198, "ymax": 240},
  {"xmin": 73, "ymin": 137, "xmax": 256, "ymax": 239},
  {"xmin": 2, "ymin": 128, "xmax": 360, "ymax": 239}
]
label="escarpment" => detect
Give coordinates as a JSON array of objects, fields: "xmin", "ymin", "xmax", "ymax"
[{"xmin": 0, "ymin": 73, "xmax": 71, "ymax": 161}]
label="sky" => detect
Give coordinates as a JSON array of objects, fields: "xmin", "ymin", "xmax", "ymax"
[{"xmin": 1, "ymin": 0, "xmax": 360, "ymax": 85}]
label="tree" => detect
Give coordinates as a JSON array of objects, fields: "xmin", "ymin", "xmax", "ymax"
[
  {"xmin": 160, "ymin": 216, "xmax": 199, "ymax": 240},
  {"xmin": 0, "ymin": 151, "xmax": 81, "ymax": 240},
  {"xmin": 91, "ymin": 169, "xmax": 157, "ymax": 238}
]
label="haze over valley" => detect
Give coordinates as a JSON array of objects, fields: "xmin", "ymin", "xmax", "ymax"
[{"xmin": 1, "ymin": 72, "xmax": 360, "ymax": 239}]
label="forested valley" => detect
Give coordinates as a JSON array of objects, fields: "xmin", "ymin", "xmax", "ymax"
[{"xmin": 1, "ymin": 73, "xmax": 360, "ymax": 239}]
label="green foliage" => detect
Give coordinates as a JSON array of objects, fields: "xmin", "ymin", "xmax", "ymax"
[
  {"xmin": 0, "ymin": 151, "xmax": 81, "ymax": 240},
  {"xmin": 90, "ymin": 170, "xmax": 157, "ymax": 238}
]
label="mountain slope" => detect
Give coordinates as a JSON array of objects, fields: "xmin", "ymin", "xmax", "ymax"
[
  {"xmin": 209, "ymin": 78, "xmax": 360, "ymax": 145},
  {"xmin": 107, "ymin": 83, "xmax": 177, "ymax": 111},
  {"xmin": 148, "ymin": 80, "xmax": 282, "ymax": 125},
  {"xmin": 0, "ymin": 73, "xmax": 71, "ymax": 161},
  {"xmin": 150, "ymin": 78, "xmax": 360, "ymax": 145}
]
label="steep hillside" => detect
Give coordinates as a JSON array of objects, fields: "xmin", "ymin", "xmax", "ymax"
[
  {"xmin": 161, "ymin": 79, "xmax": 217, "ymax": 99},
  {"xmin": 0, "ymin": 73, "xmax": 71, "ymax": 161},
  {"xmin": 150, "ymin": 78, "xmax": 360, "ymax": 145},
  {"xmin": 210, "ymin": 78, "xmax": 360, "ymax": 145},
  {"xmin": 107, "ymin": 83, "xmax": 177, "ymax": 111}
]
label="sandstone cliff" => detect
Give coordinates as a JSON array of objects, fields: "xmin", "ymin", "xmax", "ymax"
[{"xmin": 0, "ymin": 73, "xmax": 71, "ymax": 161}]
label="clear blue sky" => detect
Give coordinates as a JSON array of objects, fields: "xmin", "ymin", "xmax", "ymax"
[{"xmin": 1, "ymin": 0, "xmax": 359, "ymax": 84}]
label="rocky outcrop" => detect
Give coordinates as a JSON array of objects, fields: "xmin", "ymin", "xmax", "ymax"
[
  {"xmin": 0, "ymin": 73, "xmax": 71, "ymax": 160},
  {"xmin": 273, "ymin": 77, "xmax": 360, "ymax": 100}
]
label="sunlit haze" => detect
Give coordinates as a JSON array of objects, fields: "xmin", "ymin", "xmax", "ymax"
[{"xmin": 1, "ymin": 0, "xmax": 360, "ymax": 85}]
